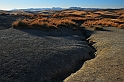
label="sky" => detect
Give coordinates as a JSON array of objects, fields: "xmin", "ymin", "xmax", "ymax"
[{"xmin": 0, "ymin": 0, "xmax": 124, "ymax": 10}]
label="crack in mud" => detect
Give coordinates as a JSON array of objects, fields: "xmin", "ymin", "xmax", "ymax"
[
  {"xmin": 0, "ymin": 27, "xmax": 96, "ymax": 82},
  {"xmin": 50, "ymin": 28, "xmax": 96, "ymax": 82}
]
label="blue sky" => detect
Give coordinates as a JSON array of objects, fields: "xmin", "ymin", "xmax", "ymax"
[{"xmin": 0, "ymin": 0, "xmax": 124, "ymax": 10}]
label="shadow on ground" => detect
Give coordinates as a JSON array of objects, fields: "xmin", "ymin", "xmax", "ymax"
[
  {"xmin": 11, "ymin": 27, "xmax": 96, "ymax": 82},
  {"xmin": 1, "ymin": 24, "xmax": 115, "ymax": 82}
]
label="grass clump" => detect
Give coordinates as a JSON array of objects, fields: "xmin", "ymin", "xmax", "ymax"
[
  {"xmin": 12, "ymin": 19, "xmax": 29, "ymax": 28},
  {"xmin": 94, "ymin": 25, "xmax": 104, "ymax": 30},
  {"xmin": 12, "ymin": 17, "xmax": 77, "ymax": 29},
  {"xmin": 82, "ymin": 18, "xmax": 124, "ymax": 29},
  {"xmin": 12, "ymin": 9, "xmax": 124, "ymax": 30}
]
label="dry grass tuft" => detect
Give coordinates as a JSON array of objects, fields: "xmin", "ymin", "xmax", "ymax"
[
  {"xmin": 12, "ymin": 19, "xmax": 29, "ymax": 28},
  {"xmin": 118, "ymin": 24, "xmax": 124, "ymax": 29},
  {"xmin": 12, "ymin": 17, "xmax": 77, "ymax": 29},
  {"xmin": 12, "ymin": 9, "xmax": 124, "ymax": 30},
  {"xmin": 83, "ymin": 18, "xmax": 124, "ymax": 29}
]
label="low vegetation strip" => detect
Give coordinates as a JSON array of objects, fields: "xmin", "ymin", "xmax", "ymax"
[
  {"xmin": 83, "ymin": 18, "xmax": 124, "ymax": 29},
  {"xmin": 12, "ymin": 18, "xmax": 77, "ymax": 29},
  {"xmin": 12, "ymin": 9, "xmax": 124, "ymax": 30}
]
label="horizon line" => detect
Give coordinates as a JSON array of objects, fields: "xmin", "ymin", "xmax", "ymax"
[{"xmin": 1, "ymin": 6, "xmax": 124, "ymax": 11}]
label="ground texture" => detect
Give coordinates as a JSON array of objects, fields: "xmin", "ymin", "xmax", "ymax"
[
  {"xmin": 0, "ymin": 28, "xmax": 95, "ymax": 82},
  {"xmin": 64, "ymin": 27, "xmax": 124, "ymax": 82}
]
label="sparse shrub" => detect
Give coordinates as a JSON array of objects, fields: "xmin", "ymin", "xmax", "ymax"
[
  {"xmin": 23, "ymin": 14, "xmax": 35, "ymax": 18},
  {"xmin": 94, "ymin": 26, "xmax": 103, "ymax": 30},
  {"xmin": 52, "ymin": 13, "xmax": 82, "ymax": 18},
  {"xmin": 12, "ymin": 19, "xmax": 29, "ymax": 28},
  {"xmin": 118, "ymin": 24, "xmax": 124, "ymax": 29}
]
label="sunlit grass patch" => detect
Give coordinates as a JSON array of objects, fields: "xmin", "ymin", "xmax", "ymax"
[
  {"xmin": 82, "ymin": 18, "xmax": 124, "ymax": 29},
  {"xmin": 12, "ymin": 9, "xmax": 124, "ymax": 30},
  {"xmin": 12, "ymin": 17, "xmax": 77, "ymax": 29}
]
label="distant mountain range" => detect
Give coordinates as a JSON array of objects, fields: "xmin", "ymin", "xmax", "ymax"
[
  {"xmin": 12, "ymin": 7, "xmax": 63, "ymax": 11},
  {"xmin": 11, "ymin": 7, "xmax": 123, "ymax": 11}
]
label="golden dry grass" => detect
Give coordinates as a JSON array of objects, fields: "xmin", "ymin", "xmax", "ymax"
[
  {"xmin": 83, "ymin": 18, "xmax": 124, "ymax": 29},
  {"xmin": 12, "ymin": 9, "xmax": 124, "ymax": 30},
  {"xmin": 12, "ymin": 19, "xmax": 29, "ymax": 28},
  {"xmin": 12, "ymin": 17, "xmax": 77, "ymax": 29}
]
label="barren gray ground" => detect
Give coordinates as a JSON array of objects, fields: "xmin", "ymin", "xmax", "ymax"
[
  {"xmin": 0, "ymin": 27, "xmax": 95, "ymax": 82},
  {"xmin": 64, "ymin": 27, "xmax": 124, "ymax": 82}
]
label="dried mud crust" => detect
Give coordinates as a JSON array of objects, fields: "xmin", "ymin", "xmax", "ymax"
[
  {"xmin": 64, "ymin": 27, "xmax": 124, "ymax": 82},
  {"xmin": 0, "ymin": 28, "xmax": 95, "ymax": 82}
]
